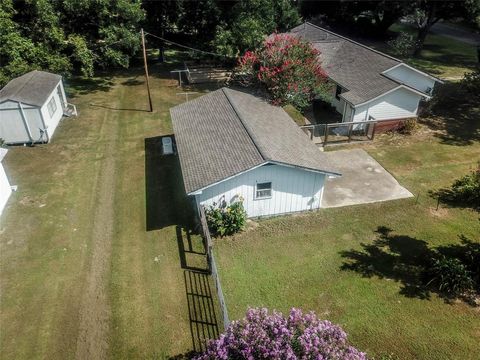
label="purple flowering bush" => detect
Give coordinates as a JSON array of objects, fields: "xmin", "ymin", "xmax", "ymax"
[{"xmin": 194, "ymin": 308, "xmax": 366, "ymax": 360}]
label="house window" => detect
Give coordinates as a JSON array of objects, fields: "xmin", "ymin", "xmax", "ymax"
[
  {"xmin": 335, "ymin": 85, "xmax": 342, "ymax": 100},
  {"xmin": 47, "ymin": 97, "xmax": 57, "ymax": 117},
  {"xmin": 255, "ymin": 182, "xmax": 272, "ymax": 199}
]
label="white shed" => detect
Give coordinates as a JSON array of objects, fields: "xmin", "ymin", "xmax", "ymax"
[
  {"xmin": 0, "ymin": 148, "xmax": 12, "ymax": 217},
  {"xmin": 171, "ymin": 88, "xmax": 341, "ymax": 218},
  {"xmin": 0, "ymin": 70, "xmax": 77, "ymax": 145}
]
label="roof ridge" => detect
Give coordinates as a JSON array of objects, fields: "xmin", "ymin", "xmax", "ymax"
[
  {"xmin": 304, "ymin": 22, "xmax": 402, "ymax": 63},
  {"xmin": 221, "ymin": 88, "xmax": 268, "ymax": 161},
  {"xmin": 11, "ymin": 71, "xmax": 37, "ymax": 100}
]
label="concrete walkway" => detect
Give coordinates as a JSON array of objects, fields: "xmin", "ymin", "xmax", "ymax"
[{"xmin": 322, "ymin": 149, "xmax": 413, "ymax": 208}]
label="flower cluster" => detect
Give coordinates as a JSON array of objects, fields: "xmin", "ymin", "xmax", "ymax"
[
  {"xmin": 194, "ymin": 308, "xmax": 366, "ymax": 360},
  {"xmin": 236, "ymin": 34, "xmax": 330, "ymax": 110}
]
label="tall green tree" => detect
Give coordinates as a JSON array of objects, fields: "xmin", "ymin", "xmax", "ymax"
[
  {"xmin": 408, "ymin": 0, "xmax": 480, "ymax": 55},
  {"xmin": 212, "ymin": 0, "xmax": 301, "ymax": 57},
  {"xmin": 0, "ymin": 0, "xmax": 144, "ymax": 86}
]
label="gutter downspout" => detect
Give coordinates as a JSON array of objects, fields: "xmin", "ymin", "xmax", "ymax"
[
  {"xmin": 38, "ymin": 108, "xmax": 50, "ymax": 143},
  {"xmin": 18, "ymin": 101, "xmax": 34, "ymax": 144}
]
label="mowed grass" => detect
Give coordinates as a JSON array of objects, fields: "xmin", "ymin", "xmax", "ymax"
[
  {"xmin": 214, "ymin": 126, "xmax": 480, "ymax": 358},
  {"xmin": 0, "ymin": 60, "xmax": 218, "ymax": 358},
  {"xmin": 371, "ymin": 23, "xmax": 478, "ymax": 79}
]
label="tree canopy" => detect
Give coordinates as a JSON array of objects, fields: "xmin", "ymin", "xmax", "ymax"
[{"xmin": 0, "ymin": 0, "xmax": 144, "ymax": 86}]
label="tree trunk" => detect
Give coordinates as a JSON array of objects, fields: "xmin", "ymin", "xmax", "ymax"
[
  {"xmin": 413, "ymin": 1, "xmax": 439, "ymax": 57},
  {"xmin": 413, "ymin": 26, "xmax": 430, "ymax": 56}
]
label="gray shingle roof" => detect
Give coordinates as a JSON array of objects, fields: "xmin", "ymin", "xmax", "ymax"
[
  {"xmin": 0, "ymin": 70, "xmax": 62, "ymax": 107},
  {"xmin": 171, "ymin": 88, "xmax": 341, "ymax": 194},
  {"xmin": 289, "ymin": 23, "xmax": 403, "ymax": 105}
]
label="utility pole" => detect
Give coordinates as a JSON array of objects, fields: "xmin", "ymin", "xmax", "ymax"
[{"xmin": 141, "ymin": 28, "xmax": 153, "ymax": 112}]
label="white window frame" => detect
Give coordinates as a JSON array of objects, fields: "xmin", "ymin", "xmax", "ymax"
[
  {"xmin": 47, "ymin": 97, "xmax": 57, "ymax": 117},
  {"xmin": 255, "ymin": 182, "xmax": 272, "ymax": 200}
]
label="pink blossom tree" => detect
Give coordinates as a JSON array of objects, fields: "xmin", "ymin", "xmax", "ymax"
[
  {"xmin": 194, "ymin": 308, "xmax": 366, "ymax": 360},
  {"xmin": 236, "ymin": 34, "xmax": 331, "ymax": 110}
]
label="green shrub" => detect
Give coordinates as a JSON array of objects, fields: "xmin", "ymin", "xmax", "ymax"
[
  {"xmin": 205, "ymin": 200, "xmax": 247, "ymax": 237},
  {"xmin": 400, "ymin": 118, "xmax": 418, "ymax": 135},
  {"xmin": 387, "ymin": 33, "xmax": 419, "ymax": 57},
  {"xmin": 426, "ymin": 253, "xmax": 475, "ymax": 297},
  {"xmin": 436, "ymin": 167, "xmax": 480, "ymax": 210},
  {"xmin": 462, "ymin": 69, "xmax": 480, "ymax": 98}
]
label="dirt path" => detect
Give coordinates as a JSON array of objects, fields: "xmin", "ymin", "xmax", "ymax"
[{"xmin": 74, "ymin": 94, "xmax": 119, "ymax": 359}]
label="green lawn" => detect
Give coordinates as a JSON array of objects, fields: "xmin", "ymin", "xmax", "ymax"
[
  {"xmin": 0, "ymin": 59, "xmax": 219, "ymax": 359},
  {"xmin": 372, "ymin": 23, "xmax": 478, "ymax": 79},
  {"xmin": 214, "ymin": 117, "xmax": 480, "ymax": 358}
]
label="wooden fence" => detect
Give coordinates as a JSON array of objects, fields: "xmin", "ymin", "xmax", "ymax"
[
  {"xmin": 199, "ymin": 205, "xmax": 230, "ymax": 331},
  {"xmin": 301, "ymin": 120, "xmax": 377, "ymax": 146}
]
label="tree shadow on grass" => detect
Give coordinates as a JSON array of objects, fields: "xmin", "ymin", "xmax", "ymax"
[
  {"xmin": 340, "ymin": 226, "xmax": 432, "ymax": 299},
  {"xmin": 341, "ymin": 226, "xmax": 480, "ymax": 303},
  {"xmin": 420, "ymin": 82, "xmax": 480, "ymax": 146}
]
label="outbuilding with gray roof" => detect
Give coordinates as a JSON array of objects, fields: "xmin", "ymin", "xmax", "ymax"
[
  {"xmin": 0, "ymin": 70, "xmax": 76, "ymax": 144},
  {"xmin": 171, "ymin": 87, "xmax": 341, "ymax": 218}
]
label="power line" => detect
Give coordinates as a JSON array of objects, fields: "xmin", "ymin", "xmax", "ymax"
[{"xmin": 143, "ymin": 31, "xmax": 235, "ymax": 59}]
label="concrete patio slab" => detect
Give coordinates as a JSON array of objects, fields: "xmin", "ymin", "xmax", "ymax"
[{"xmin": 322, "ymin": 149, "xmax": 413, "ymax": 208}]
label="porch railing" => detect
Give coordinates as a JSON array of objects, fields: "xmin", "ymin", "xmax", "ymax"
[{"xmin": 300, "ymin": 120, "xmax": 377, "ymax": 146}]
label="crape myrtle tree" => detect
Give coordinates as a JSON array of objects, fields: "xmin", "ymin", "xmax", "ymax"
[
  {"xmin": 236, "ymin": 33, "xmax": 330, "ymax": 110},
  {"xmin": 194, "ymin": 308, "xmax": 366, "ymax": 360}
]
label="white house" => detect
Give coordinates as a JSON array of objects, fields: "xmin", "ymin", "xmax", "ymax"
[
  {"xmin": 171, "ymin": 88, "xmax": 341, "ymax": 218},
  {"xmin": 288, "ymin": 23, "xmax": 443, "ymax": 128},
  {"xmin": 0, "ymin": 70, "xmax": 76, "ymax": 145},
  {"xmin": 0, "ymin": 148, "xmax": 12, "ymax": 217}
]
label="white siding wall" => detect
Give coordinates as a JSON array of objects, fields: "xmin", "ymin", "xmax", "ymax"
[
  {"xmin": 384, "ymin": 65, "xmax": 436, "ymax": 93},
  {"xmin": 352, "ymin": 88, "xmax": 421, "ymax": 122},
  {"xmin": 0, "ymin": 101, "xmax": 43, "ymax": 143},
  {"xmin": 330, "ymin": 85, "xmax": 346, "ymax": 113},
  {"xmin": 197, "ymin": 164, "xmax": 326, "ymax": 218},
  {"xmin": 343, "ymin": 104, "xmax": 353, "ymax": 122},
  {"xmin": 0, "ymin": 162, "xmax": 11, "ymax": 217},
  {"xmin": 40, "ymin": 82, "xmax": 64, "ymax": 141}
]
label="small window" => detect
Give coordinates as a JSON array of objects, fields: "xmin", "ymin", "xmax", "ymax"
[
  {"xmin": 47, "ymin": 97, "xmax": 57, "ymax": 117},
  {"xmin": 335, "ymin": 85, "xmax": 342, "ymax": 100},
  {"xmin": 255, "ymin": 182, "xmax": 272, "ymax": 199}
]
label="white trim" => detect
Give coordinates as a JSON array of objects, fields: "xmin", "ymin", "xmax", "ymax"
[
  {"xmin": 347, "ymin": 85, "xmax": 430, "ymax": 108},
  {"xmin": 188, "ymin": 162, "xmax": 268, "ymax": 195},
  {"xmin": 383, "ymin": 63, "xmax": 444, "ymax": 84},
  {"xmin": 187, "ymin": 161, "xmax": 341, "ymax": 195},
  {"xmin": 267, "ymin": 160, "xmax": 341, "ymax": 177}
]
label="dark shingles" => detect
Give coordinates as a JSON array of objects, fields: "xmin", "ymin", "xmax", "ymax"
[
  {"xmin": 0, "ymin": 70, "xmax": 62, "ymax": 107},
  {"xmin": 171, "ymin": 90, "xmax": 264, "ymax": 194},
  {"xmin": 289, "ymin": 23, "xmax": 402, "ymax": 105},
  {"xmin": 171, "ymin": 88, "xmax": 341, "ymax": 194}
]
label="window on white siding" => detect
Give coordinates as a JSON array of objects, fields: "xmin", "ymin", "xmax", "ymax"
[
  {"xmin": 47, "ymin": 97, "xmax": 57, "ymax": 117},
  {"xmin": 255, "ymin": 182, "xmax": 272, "ymax": 199}
]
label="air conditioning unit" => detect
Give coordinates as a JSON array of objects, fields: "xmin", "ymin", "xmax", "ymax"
[{"xmin": 162, "ymin": 136, "xmax": 174, "ymax": 155}]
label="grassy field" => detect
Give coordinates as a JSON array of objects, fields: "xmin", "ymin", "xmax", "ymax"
[
  {"xmin": 0, "ymin": 59, "xmax": 220, "ymax": 359},
  {"xmin": 214, "ymin": 107, "xmax": 480, "ymax": 358},
  {"xmin": 371, "ymin": 23, "xmax": 478, "ymax": 79}
]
